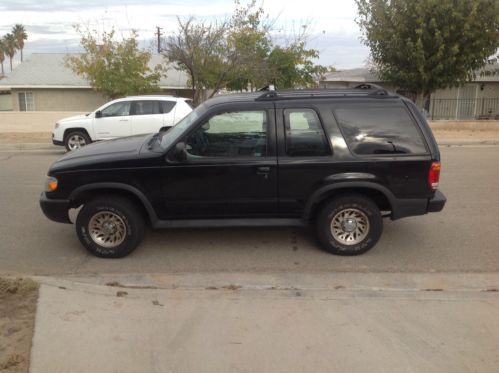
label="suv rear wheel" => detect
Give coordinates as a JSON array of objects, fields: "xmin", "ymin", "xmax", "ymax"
[
  {"xmin": 316, "ymin": 194, "xmax": 382, "ymax": 256},
  {"xmin": 76, "ymin": 196, "xmax": 145, "ymax": 258},
  {"xmin": 64, "ymin": 130, "xmax": 91, "ymax": 151}
]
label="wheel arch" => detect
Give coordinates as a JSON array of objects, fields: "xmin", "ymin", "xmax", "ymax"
[
  {"xmin": 63, "ymin": 128, "xmax": 92, "ymax": 141},
  {"xmin": 304, "ymin": 182, "xmax": 395, "ymax": 221},
  {"xmin": 68, "ymin": 183, "xmax": 158, "ymax": 226}
]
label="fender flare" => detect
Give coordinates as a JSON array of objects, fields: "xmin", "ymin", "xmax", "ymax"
[
  {"xmin": 303, "ymin": 181, "xmax": 397, "ymax": 219},
  {"xmin": 69, "ymin": 182, "xmax": 158, "ymax": 224}
]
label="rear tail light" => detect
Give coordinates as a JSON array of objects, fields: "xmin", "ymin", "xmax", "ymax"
[{"xmin": 428, "ymin": 162, "xmax": 441, "ymax": 190}]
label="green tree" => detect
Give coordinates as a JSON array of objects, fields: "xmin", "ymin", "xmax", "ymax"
[
  {"xmin": 267, "ymin": 42, "xmax": 326, "ymax": 89},
  {"xmin": 3, "ymin": 33, "xmax": 17, "ymax": 71},
  {"xmin": 12, "ymin": 24, "xmax": 27, "ymax": 62},
  {"xmin": 164, "ymin": 1, "xmax": 326, "ymax": 103},
  {"xmin": 66, "ymin": 28, "xmax": 162, "ymax": 99},
  {"xmin": 356, "ymin": 0, "xmax": 499, "ymax": 108},
  {"xmin": 225, "ymin": 1, "xmax": 272, "ymax": 91},
  {"xmin": 0, "ymin": 39, "xmax": 6, "ymax": 76}
]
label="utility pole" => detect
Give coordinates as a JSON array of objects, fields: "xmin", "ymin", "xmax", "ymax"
[{"xmin": 155, "ymin": 26, "xmax": 163, "ymax": 54}]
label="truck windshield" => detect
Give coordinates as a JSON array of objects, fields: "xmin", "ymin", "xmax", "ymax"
[{"xmin": 160, "ymin": 105, "xmax": 204, "ymax": 150}]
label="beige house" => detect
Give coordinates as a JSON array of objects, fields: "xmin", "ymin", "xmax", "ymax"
[
  {"xmin": 0, "ymin": 53, "xmax": 192, "ymax": 112},
  {"xmin": 320, "ymin": 62, "xmax": 499, "ymax": 120}
]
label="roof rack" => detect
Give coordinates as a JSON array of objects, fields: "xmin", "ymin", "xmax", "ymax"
[{"xmin": 255, "ymin": 84, "xmax": 391, "ymax": 101}]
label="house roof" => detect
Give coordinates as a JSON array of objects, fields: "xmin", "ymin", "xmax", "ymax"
[
  {"xmin": 321, "ymin": 68, "xmax": 382, "ymax": 83},
  {"xmin": 477, "ymin": 61, "xmax": 499, "ymax": 82},
  {"xmin": 321, "ymin": 62, "xmax": 499, "ymax": 83},
  {"xmin": 0, "ymin": 53, "xmax": 190, "ymax": 89}
]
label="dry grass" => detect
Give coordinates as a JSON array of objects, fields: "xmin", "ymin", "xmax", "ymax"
[{"xmin": 0, "ymin": 278, "xmax": 39, "ymax": 373}]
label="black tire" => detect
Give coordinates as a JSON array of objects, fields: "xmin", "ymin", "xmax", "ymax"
[
  {"xmin": 76, "ymin": 196, "xmax": 145, "ymax": 258},
  {"xmin": 64, "ymin": 130, "xmax": 91, "ymax": 151},
  {"xmin": 316, "ymin": 194, "xmax": 383, "ymax": 256}
]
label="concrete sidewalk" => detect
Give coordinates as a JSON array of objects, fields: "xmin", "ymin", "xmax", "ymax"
[{"xmin": 29, "ymin": 273, "xmax": 499, "ymax": 373}]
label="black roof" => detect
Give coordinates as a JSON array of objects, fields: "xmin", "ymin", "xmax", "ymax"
[{"xmin": 203, "ymin": 84, "xmax": 398, "ymax": 107}]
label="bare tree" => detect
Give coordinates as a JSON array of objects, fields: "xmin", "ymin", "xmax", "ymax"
[{"xmin": 163, "ymin": 17, "xmax": 232, "ymax": 105}]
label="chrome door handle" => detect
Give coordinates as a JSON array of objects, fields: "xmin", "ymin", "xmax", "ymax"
[{"xmin": 256, "ymin": 166, "xmax": 270, "ymax": 174}]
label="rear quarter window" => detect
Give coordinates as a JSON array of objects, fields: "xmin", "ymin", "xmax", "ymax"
[
  {"xmin": 160, "ymin": 100, "xmax": 176, "ymax": 114},
  {"xmin": 334, "ymin": 106, "xmax": 427, "ymax": 155}
]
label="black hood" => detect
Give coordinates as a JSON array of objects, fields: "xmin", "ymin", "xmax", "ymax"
[{"xmin": 50, "ymin": 135, "xmax": 153, "ymax": 173}]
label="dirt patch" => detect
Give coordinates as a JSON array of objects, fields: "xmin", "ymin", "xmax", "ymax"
[
  {"xmin": 0, "ymin": 133, "xmax": 51, "ymax": 144},
  {"xmin": 429, "ymin": 120, "xmax": 499, "ymax": 142},
  {"xmin": 428, "ymin": 120, "xmax": 499, "ymax": 131},
  {"xmin": 432, "ymin": 129, "xmax": 499, "ymax": 141},
  {"xmin": 0, "ymin": 278, "xmax": 39, "ymax": 373}
]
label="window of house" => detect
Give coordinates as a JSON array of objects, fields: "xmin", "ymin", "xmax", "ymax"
[
  {"xmin": 185, "ymin": 111, "xmax": 267, "ymax": 158},
  {"xmin": 284, "ymin": 109, "xmax": 331, "ymax": 157},
  {"xmin": 18, "ymin": 92, "xmax": 34, "ymax": 111},
  {"xmin": 334, "ymin": 106, "xmax": 427, "ymax": 155}
]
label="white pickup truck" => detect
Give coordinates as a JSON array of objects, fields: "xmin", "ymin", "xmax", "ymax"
[{"xmin": 52, "ymin": 96, "xmax": 193, "ymax": 151}]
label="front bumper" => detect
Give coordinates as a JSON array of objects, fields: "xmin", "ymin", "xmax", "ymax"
[
  {"xmin": 39, "ymin": 192, "xmax": 71, "ymax": 223},
  {"xmin": 52, "ymin": 133, "xmax": 64, "ymax": 146},
  {"xmin": 427, "ymin": 190, "xmax": 446, "ymax": 213}
]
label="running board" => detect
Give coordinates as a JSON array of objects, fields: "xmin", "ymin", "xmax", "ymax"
[{"xmin": 153, "ymin": 218, "xmax": 307, "ymax": 229}]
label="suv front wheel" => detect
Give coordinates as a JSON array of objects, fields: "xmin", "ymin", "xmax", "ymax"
[
  {"xmin": 316, "ymin": 194, "xmax": 382, "ymax": 256},
  {"xmin": 64, "ymin": 131, "xmax": 91, "ymax": 151},
  {"xmin": 76, "ymin": 196, "xmax": 145, "ymax": 258}
]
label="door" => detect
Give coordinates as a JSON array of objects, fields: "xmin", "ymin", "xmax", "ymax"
[
  {"xmin": 130, "ymin": 100, "xmax": 164, "ymax": 135},
  {"xmin": 159, "ymin": 108, "xmax": 278, "ymax": 219},
  {"xmin": 275, "ymin": 106, "xmax": 334, "ymax": 216},
  {"xmin": 93, "ymin": 101, "xmax": 132, "ymax": 139}
]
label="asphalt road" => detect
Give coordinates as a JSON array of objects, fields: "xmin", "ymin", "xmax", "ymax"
[{"xmin": 0, "ymin": 145, "xmax": 498, "ymax": 276}]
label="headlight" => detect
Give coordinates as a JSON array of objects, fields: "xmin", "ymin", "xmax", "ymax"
[
  {"xmin": 45, "ymin": 176, "xmax": 58, "ymax": 192},
  {"xmin": 55, "ymin": 122, "xmax": 59, "ymax": 129}
]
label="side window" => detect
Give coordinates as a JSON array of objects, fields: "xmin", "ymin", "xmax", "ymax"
[
  {"xmin": 185, "ymin": 111, "xmax": 267, "ymax": 158},
  {"xmin": 334, "ymin": 106, "xmax": 427, "ymax": 155},
  {"xmin": 101, "ymin": 101, "xmax": 131, "ymax": 117},
  {"xmin": 284, "ymin": 109, "xmax": 331, "ymax": 157},
  {"xmin": 160, "ymin": 100, "xmax": 176, "ymax": 114},
  {"xmin": 131, "ymin": 100, "xmax": 161, "ymax": 116}
]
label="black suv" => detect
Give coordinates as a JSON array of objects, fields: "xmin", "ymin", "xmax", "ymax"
[{"xmin": 40, "ymin": 85, "xmax": 446, "ymax": 258}]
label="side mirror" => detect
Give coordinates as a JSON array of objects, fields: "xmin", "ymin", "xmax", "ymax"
[
  {"xmin": 95, "ymin": 110, "xmax": 102, "ymax": 118},
  {"xmin": 175, "ymin": 142, "xmax": 187, "ymax": 162}
]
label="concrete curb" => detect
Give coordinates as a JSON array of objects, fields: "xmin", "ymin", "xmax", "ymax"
[
  {"xmin": 438, "ymin": 139, "xmax": 499, "ymax": 146},
  {"xmin": 0, "ymin": 143, "xmax": 62, "ymax": 151},
  {"xmin": 30, "ymin": 272, "xmax": 499, "ymax": 293}
]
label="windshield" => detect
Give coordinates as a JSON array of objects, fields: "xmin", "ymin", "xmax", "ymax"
[{"xmin": 160, "ymin": 105, "xmax": 204, "ymax": 150}]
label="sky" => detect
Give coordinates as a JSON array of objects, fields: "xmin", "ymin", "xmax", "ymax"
[{"xmin": 0, "ymin": 0, "xmax": 370, "ymax": 71}]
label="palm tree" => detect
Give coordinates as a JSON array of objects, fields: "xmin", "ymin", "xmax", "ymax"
[
  {"xmin": 3, "ymin": 34, "xmax": 17, "ymax": 71},
  {"xmin": 0, "ymin": 39, "xmax": 5, "ymax": 77},
  {"xmin": 12, "ymin": 24, "xmax": 27, "ymax": 62}
]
